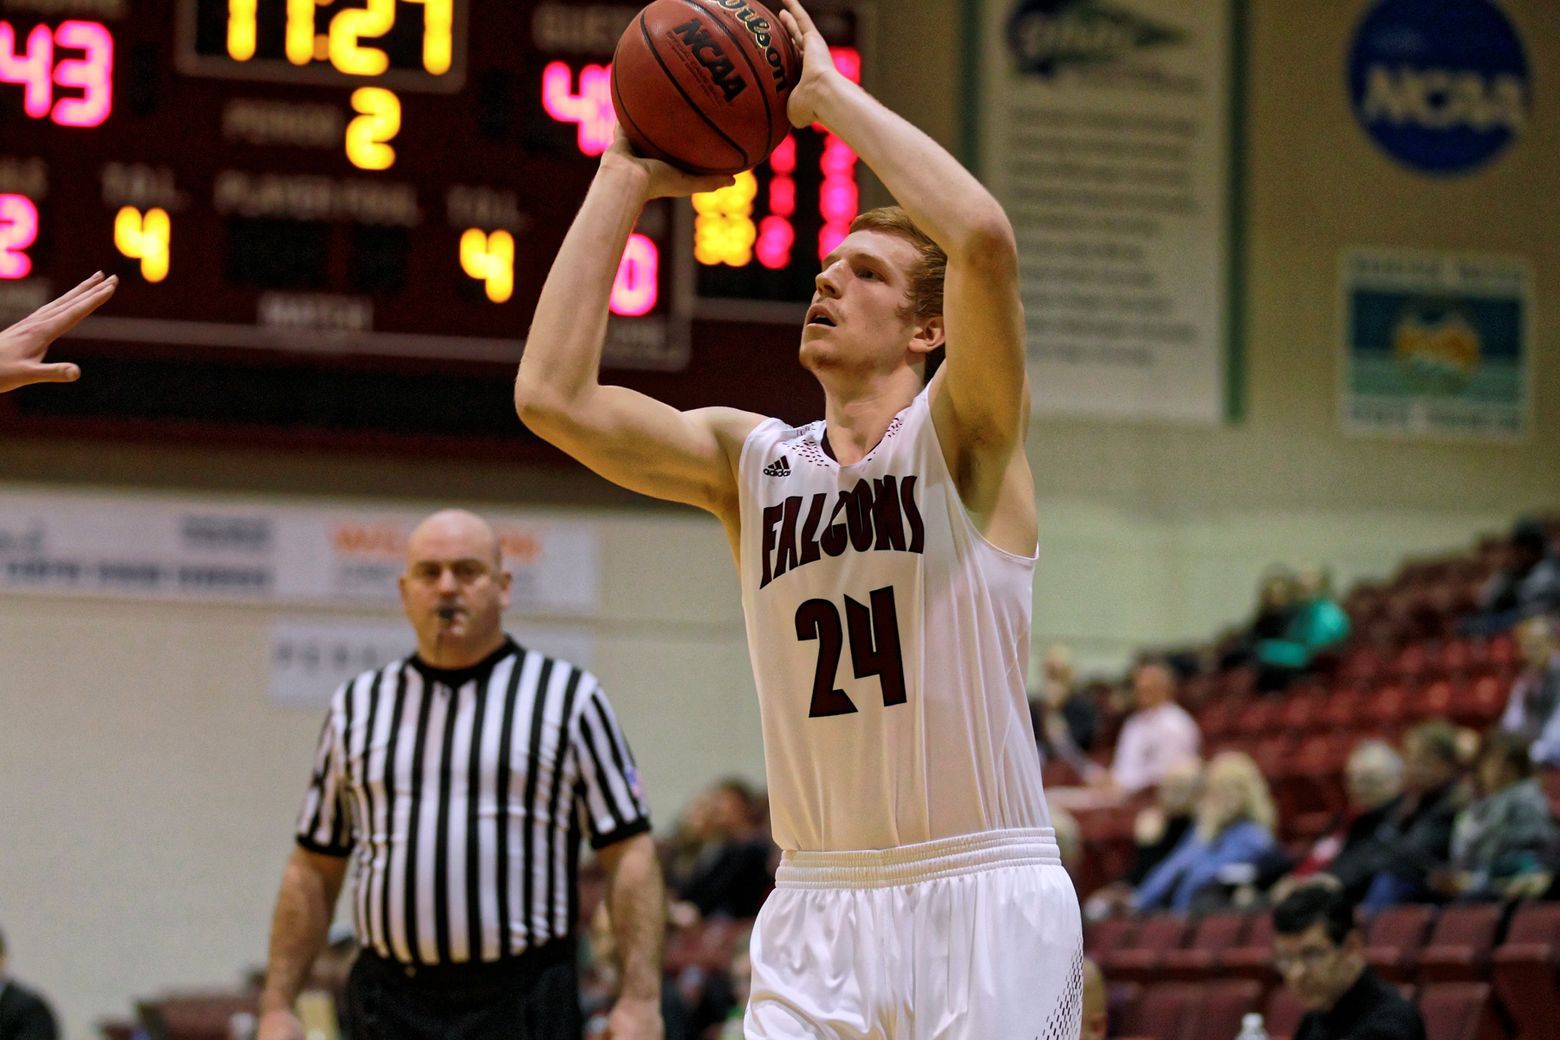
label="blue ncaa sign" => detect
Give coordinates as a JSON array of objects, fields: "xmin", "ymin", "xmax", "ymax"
[{"xmin": 1347, "ymin": 0, "xmax": 1529, "ymax": 175}]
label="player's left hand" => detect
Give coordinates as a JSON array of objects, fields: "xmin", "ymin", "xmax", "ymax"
[
  {"xmin": 603, "ymin": 993, "xmax": 664, "ymax": 1040},
  {"xmin": 777, "ymin": 0, "xmax": 844, "ymax": 129},
  {"xmin": 0, "ymin": 271, "xmax": 117, "ymax": 394}
]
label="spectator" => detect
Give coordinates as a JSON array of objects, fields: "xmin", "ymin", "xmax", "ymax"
[
  {"xmin": 1080, "ymin": 957, "xmax": 1107, "ymax": 1040},
  {"xmin": 1102, "ymin": 660, "xmax": 1201, "ymax": 795},
  {"xmin": 1217, "ymin": 570, "xmax": 1297, "ymax": 672},
  {"xmin": 1272, "ymin": 883, "xmax": 1426, "ymax": 1040},
  {"xmin": 0, "ymin": 927, "xmax": 58, "ymax": 1040},
  {"xmin": 1280, "ymin": 741, "xmax": 1406, "ymax": 903},
  {"xmin": 1032, "ymin": 643, "xmax": 1099, "ymax": 755},
  {"xmin": 1465, "ymin": 520, "xmax": 1560, "ymax": 633},
  {"xmin": 1083, "ymin": 757, "xmax": 1202, "ymax": 920},
  {"xmin": 1133, "ymin": 751, "xmax": 1277, "ymax": 914},
  {"xmin": 1360, "ymin": 720, "xmax": 1466, "ymax": 911},
  {"xmin": 667, "ymin": 779, "xmax": 773, "ymax": 926},
  {"xmin": 1051, "ymin": 806, "xmax": 1082, "ymax": 878},
  {"xmin": 1430, "ymin": 732, "xmax": 1557, "ymax": 901},
  {"xmin": 1497, "ymin": 616, "xmax": 1560, "ymax": 765},
  {"xmin": 1256, "ymin": 566, "xmax": 1351, "ymax": 692}
]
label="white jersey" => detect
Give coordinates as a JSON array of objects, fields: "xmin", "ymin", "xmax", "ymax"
[{"xmin": 737, "ymin": 387, "xmax": 1051, "ymax": 852}]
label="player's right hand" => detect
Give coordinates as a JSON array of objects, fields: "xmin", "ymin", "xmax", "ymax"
[
  {"xmin": 0, "ymin": 271, "xmax": 116, "ymax": 394},
  {"xmin": 255, "ymin": 1008, "xmax": 307, "ymax": 1040},
  {"xmin": 601, "ymin": 131, "xmax": 736, "ymax": 200}
]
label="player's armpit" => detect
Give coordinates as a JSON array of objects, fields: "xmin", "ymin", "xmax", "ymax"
[{"xmin": 518, "ymin": 383, "xmax": 762, "ymax": 517}]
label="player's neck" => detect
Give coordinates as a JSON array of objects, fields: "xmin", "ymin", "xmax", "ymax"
[{"xmin": 820, "ymin": 372, "xmax": 919, "ymax": 465}]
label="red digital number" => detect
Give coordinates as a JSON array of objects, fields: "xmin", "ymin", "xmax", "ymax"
[
  {"xmin": 0, "ymin": 194, "xmax": 40, "ymax": 280},
  {"xmin": 0, "ymin": 19, "xmax": 113, "ymax": 127}
]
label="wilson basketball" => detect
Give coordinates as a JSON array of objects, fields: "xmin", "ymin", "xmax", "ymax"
[{"xmin": 611, "ymin": 0, "xmax": 802, "ymax": 175}]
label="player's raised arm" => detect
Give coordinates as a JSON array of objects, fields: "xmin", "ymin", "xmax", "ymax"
[
  {"xmin": 778, "ymin": 0, "xmax": 1026, "ymax": 452},
  {"xmin": 515, "ymin": 137, "xmax": 763, "ymax": 520}
]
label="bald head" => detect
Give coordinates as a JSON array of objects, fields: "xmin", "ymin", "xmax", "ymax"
[
  {"xmin": 407, "ymin": 509, "xmax": 502, "ymax": 570},
  {"xmin": 400, "ymin": 509, "xmax": 511, "ymax": 668}
]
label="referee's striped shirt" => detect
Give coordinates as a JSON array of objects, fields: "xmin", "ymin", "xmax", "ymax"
[{"xmin": 294, "ymin": 636, "xmax": 651, "ymax": 966}]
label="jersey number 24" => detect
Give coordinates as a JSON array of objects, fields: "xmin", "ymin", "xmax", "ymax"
[{"xmin": 794, "ymin": 585, "xmax": 906, "ymax": 718}]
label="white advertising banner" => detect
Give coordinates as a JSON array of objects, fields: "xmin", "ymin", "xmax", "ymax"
[
  {"xmin": 0, "ymin": 490, "xmax": 600, "ymax": 614},
  {"xmin": 268, "ymin": 615, "xmax": 596, "ymax": 708},
  {"xmin": 975, "ymin": 0, "xmax": 1241, "ymax": 422}
]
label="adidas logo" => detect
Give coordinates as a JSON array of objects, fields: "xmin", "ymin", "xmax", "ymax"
[{"xmin": 762, "ymin": 455, "xmax": 791, "ymax": 477}]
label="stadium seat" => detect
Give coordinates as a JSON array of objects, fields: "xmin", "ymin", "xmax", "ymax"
[
  {"xmin": 1235, "ymin": 696, "xmax": 1281, "ymax": 737},
  {"xmin": 1083, "ymin": 916, "xmax": 1137, "ymax": 960},
  {"xmin": 1197, "ymin": 696, "xmax": 1241, "ymax": 741},
  {"xmin": 1277, "ymin": 684, "xmax": 1326, "ymax": 733},
  {"xmin": 1188, "ymin": 979, "xmax": 1265, "ymax": 1040},
  {"xmin": 1417, "ymin": 904, "xmax": 1504, "ymax": 984},
  {"xmin": 1106, "ymin": 914, "xmax": 1191, "ymax": 984},
  {"xmin": 1263, "ymin": 984, "xmax": 1309, "ymax": 1040},
  {"xmin": 1492, "ymin": 901, "xmax": 1560, "ymax": 1040},
  {"xmin": 1221, "ymin": 911, "xmax": 1279, "ymax": 983},
  {"xmin": 1161, "ymin": 910, "xmax": 1251, "ymax": 980},
  {"xmin": 1318, "ymin": 684, "xmax": 1367, "ymax": 731},
  {"xmin": 1114, "ymin": 982, "xmax": 1199, "ymax": 1040},
  {"xmin": 1364, "ymin": 904, "xmax": 1436, "ymax": 983},
  {"xmin": 1417, "ymin": 982, "xmax": 1504, "ymax": 1040}
]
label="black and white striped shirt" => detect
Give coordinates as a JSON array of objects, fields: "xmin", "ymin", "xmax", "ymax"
[{"xmin": 295, "ymin": 637, "xmax": 651, "ymax": 966}]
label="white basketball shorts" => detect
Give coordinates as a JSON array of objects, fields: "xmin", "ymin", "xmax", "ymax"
[{"xmin": 744, "ymin": 827, "xmax": 1084, "ymax": 1040}]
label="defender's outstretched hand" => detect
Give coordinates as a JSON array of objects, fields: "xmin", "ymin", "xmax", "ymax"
[
  {"xmin": 777, "ymin": 0, "xmax": 847, "ymax": 128},
  {"xmin": 0, "ymin": 271, "xmax": 117, "ymax": 394},
  {"xmin": 602, "ymin": 132, "xmax": 736, "ymax": 199}
]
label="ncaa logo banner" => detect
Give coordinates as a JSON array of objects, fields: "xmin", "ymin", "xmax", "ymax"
[{"xmin": 1347, "ymin": 0, "xmax": 1529, "ymax": 175}]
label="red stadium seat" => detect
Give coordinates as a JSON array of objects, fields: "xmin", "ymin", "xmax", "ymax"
[
  {"xmin": 1188, "ymin": 980, "xmax": 1265, "ymax": 1040},
  {"xmin": 1221, "ymin": 911, "xmax": 1279, "ymax": 983},
  {"xmin": 1318, "ymin": 683, "xmax": 1367, "ymax": 731},
  {"xmin": 1197, "ymin": 696, "xmax": 1242, "ymax": 741},
  {"xmin": 1417, "ymin": 982, "xmax": 1504, "ymax": 1040},
  {"xmin": 1235, "ymin": 696, "xmax": 1282, "ymax": 736},
  {"xmin": 1263, "ymin": 984, "xmax": 1309, "ymax": 1040},
  {"xmin": 1417, "ymin": 904, "xmax": 1504, "ymax": 984},
  {"xmin": 1083, "ymin": 916, "xmax": 1137, "ymax": 960},
  {"xmin": 1492, "ymin": 902, "xmax": 1560, "ymax": 1040},
  {"xmin": 1161, "ymin": 911, "xmax": 1252, "ymax": 980},
  {"xmin": 1363, "ymin": 682, "xmax": 1413, "ymax": 728},
  {"xmin": 1277, "ymin": 684, "xmax": 1326, "ymax": 733},
  {"xmin": 1115, "ymin": 982, "xmax": 1198, "ymax": 1040},
  {"xmin": 1364, "ymin": 904, "xmax": 1437, "ymax": 983},
  {"xmin": 1107, "ymin": 914, "xmax": 1191, "ymax": 984}
]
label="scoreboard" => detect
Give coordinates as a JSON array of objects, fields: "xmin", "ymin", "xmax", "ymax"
[{"xmin": 0, "ymin": 0, "xmax": 867, "ymax": 452}]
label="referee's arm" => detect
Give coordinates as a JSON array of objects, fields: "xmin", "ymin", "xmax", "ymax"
[
  {"xmin": 574, "ymin": 681, "xmax": 664, "ymax": 1037},
  {"xmin": 259, "ymin": 703, "xmax": 355, "ymax": 1040}
]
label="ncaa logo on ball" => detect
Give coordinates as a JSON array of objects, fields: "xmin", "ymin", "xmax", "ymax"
[
  {"xmin": 668, "ymin": 17, "xmax": 748, "ymax": 102},
  {"xmin": 1347, "ymin": 0, "xmax": 1529, "ymax": 175}
]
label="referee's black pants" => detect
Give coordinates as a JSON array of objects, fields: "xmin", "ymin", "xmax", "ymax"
[{"xmin": 345, "ymin": 942, "xmax": 582, "ymax": 1040}]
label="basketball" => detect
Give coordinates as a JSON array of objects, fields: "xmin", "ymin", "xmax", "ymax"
[{"xmin": 611, "ymin": 0, "xmax": 802, "ymax": 175}]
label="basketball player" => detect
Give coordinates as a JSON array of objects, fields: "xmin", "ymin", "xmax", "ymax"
[
  {"xmin": 0, "ymin": 272, "xmax": 116, "ymax": 394},
  {"xmin": 515, "ymin": 0, "xmax": 1082, "ymax": 1033}
]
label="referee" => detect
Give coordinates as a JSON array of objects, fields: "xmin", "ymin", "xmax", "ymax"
[{"xmin": 257, "ymin": 509, "xmax": 665, "ymax": 1040}]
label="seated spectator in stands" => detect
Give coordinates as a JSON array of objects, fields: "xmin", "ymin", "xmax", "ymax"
[
  {"xmin": 1032, "ymin": 642, "xmax": 1099, "ymax": 758},
  {"xmin": 1272, "ymin": 883, "xmax": 1426, "ymax": 1040},
  {"xmin": 1360, "ymin": 720, "xmax": 1467, "ymax": 911},
  {"xmin": 1083, "ymin": 757, "xmax": 1202, "ymax": 919},
  {"xmin": 1132, "ymin": 751, "xmax": 1277, "ymax": 914},
  {"xmin": 1218, "ymin": 570, "xmax": 1298, "ymax": 672},
  {"xmin": 1080, "ymin": 958, "xmax": 1107, "ymax": 1040},
  {"xmin": 666, "ymin": 778, "xmax": 773, "ymax": 926},
  {"xmin": 0, "ymin": 927, "xmax": 59, "ymax": 1040},
  {"xmin": 1497, "ymin": 616, "xmax": 1560, "ymax": 766},
  {"xmin": 1051, "ymin": 805, "xmax": 1082, "ymax": 878},
  {"xmin": 1099, "ymin": 659, "xmax": 1201, "ymax": 795},
  {"xmin": 1275, "ymin": 741, "xmax": 1406, "ymax": 903},
  {"xmin": 1464, "ymin": 519, "xmax": 1560, "ymax": 634},
  {"xmin": 1428, "ymin": 731, "xmax": 1557, "ymax": 902},
  {"xmin": 1256, "ymin": 566, "xmax": 1351, "ymax": 693}
]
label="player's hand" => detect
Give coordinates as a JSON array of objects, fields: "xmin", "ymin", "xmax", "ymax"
[
  {"xmin": 602, "ymin": 993, "xmax": 663, "ymax": 1040},
  {"xmin": 0, "ymin": 271, "xmax": 116, "ymax": 394},
  {"xmin": 777, "ymin": 0, "xmax": 844, "ymax": 128},
  {"xmin": 602, "ymin": 132, "xmax": 736, "ymax": 200},
  {"xmin": 255, "ymin": 1009, "xmax": 307, "ymax": 1040}
]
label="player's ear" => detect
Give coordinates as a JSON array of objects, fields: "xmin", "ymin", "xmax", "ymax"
[{"xmin": 909, "ymin": 315, "xmax": 944, "ymax": 355}]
